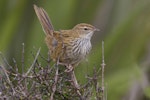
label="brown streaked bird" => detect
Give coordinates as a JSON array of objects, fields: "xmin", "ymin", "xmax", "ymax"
[{"xmin": 34, "ymin": 4, "xmax": 99, "ymax": 88}]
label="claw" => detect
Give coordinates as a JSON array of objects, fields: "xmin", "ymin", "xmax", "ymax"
[{"xmin": 65, "ymin": 64, "xmax": 74, "ymax": 72}]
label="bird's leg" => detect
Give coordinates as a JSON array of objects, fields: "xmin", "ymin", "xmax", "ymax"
[
  {"xmin": 70, "ymin": 70, "xmax": 80, "ymax": 89},
  {"xmin": 65, "ymin": 64, "xmax": 79, "ymax": 89},
  {"xmin": 68, "ymin": 66, "xmax": 82, "ymax": 97},
  {"xmin": 64, "ymin": 65, "xmax": 82, "ymax": 97}
]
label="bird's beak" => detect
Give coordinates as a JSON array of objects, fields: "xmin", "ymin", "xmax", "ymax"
[{"xmin": 94, "ymin": 28, "xmax": 100, "ymax": 31}]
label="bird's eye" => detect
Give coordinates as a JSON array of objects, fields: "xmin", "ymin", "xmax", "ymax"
[{"xmin": 84, "ymin": 28, "xmax": 88, "ymax": 30}]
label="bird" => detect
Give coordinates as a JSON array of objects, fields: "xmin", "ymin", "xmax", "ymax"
[{"xmin": 33, "ymin": 4, "xmax": 99, "ymax": 89}]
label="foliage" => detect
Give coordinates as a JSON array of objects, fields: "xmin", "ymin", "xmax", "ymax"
[{"xmin": 0, "ymin": 48, "xmax": 104, "ymax": 100}]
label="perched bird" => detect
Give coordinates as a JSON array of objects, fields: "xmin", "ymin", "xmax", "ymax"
[{"xmin": 34, "ymin": 4, "xmax": 99, "ymax": 88}]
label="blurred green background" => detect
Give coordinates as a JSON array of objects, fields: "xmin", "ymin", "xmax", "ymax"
[{"xmin": 0, "ymin": 0, "xmax": 150, "ymax": 100}]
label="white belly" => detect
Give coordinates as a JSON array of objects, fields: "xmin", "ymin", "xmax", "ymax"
[{"xmin": 71, "ymin": 38, "xmax": 92, "ymax": 61}]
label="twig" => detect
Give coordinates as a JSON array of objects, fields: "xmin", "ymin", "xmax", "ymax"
[
  {"xmin": 50, "ymin": 64, "xmax": 59, "ymax": 100},
  {"xmin": 21, "ymin": 43, "xmax": 25, "ymax": 73},
  {"xmin": 12, "ymin": 58, "xmax": 18, "ymax": 73},
  {"xmin": 31, "ymin": 51, "xmax": 40, "ymax": 68},
  {"xmin": 25, "ymin": 48, "xmax": 41, "ymax": 76},
  {"xmin": 101, "ymin": 41, "xmax": 106, "ymax": 100},
  {"xmin": 32, "ymin": 51, "xmax": 42, "ymax": 84},
  {"xmin": 47, "ymin": 52, "xmax": 51, "ymax": 68},
  {"xmin": 0, "ymin": 66, "xmax": 16, "ymax": 95},
  {"xmin": 39, "ymin": 53, "xmax": 48, "ymax": 62},
  {"xmin": 105, "ymin": 83, "xmax": 107, "ymax": 100},
  {"xmin": 0, "ymin": 52, "xmax": 14, "ymax": 72},
  {"xmin": 21, "ymin": 43, "xmax": 28, "ymax": 93}
]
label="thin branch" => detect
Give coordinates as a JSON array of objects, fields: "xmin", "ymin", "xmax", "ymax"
[
  {"xmin": 25, "ymin": 48, "xmax": 41, "ymax": 76},
  {"xmin": 105, "ymin": 83, "xmax": 107, "ymax": 100},
  {"xmin": 21, "ymin": 43, "xmax": 25, "ymax": 73},
  {"xmin": 50, "ymin": 64, "xmax": 59, "ymax": 100},
  {"xmin": 47, "ymin": 51, "xmax": 51, "ymax": 68},
  {"xmin": 101, "ymin": 41, "xmax": 106, "ymax": 100},
  {"xmin": 39, "ymin": 53, "xmax": 48, "ymax": 62},
  {"xmin": 31, "ymin": 51, "xmax": 40, "ymax": 68},
  {"xmin": 0, "ymin": 66, "xmax": 16, "ymax": 95},
  {"xmin": 21, "ymin": 43, "xmax": 28, "ymax": 93},
  {"xmin": 12, "ymin": 58, "xmax": 18, "ymax": 73},
  {"xmin": 0, "ymin": 52, "xmax": 14, "ymax": 72}
]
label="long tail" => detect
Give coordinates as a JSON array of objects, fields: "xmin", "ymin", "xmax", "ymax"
[{"xmin": 33, "ymin": 4, "xmax": 54, "ymax": 36}]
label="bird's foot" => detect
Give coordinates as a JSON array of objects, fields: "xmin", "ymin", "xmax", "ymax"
[{"xmin": 65, "ymin": 64, "xmax": 74, "ymax": 72}]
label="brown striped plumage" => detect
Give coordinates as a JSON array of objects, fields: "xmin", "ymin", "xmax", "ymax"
[{"xmin": 34, "ymin": 5, "xmax": 99, "ymax": 69}]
